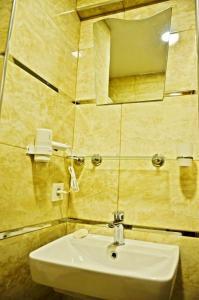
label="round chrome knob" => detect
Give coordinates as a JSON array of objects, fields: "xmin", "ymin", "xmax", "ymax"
[{"xmin": 152, "ymin": 154, "xmax": 165, "ymax": 167}]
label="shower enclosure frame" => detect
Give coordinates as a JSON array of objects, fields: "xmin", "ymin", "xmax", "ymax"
[{"xmin": 0, "ymin": 0, "xmax": 17, "ymax": 117}]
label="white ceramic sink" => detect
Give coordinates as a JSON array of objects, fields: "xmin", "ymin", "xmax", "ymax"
[{"xmin": 29, "ymin": 233, "xmax": 179, "ymax": 300}]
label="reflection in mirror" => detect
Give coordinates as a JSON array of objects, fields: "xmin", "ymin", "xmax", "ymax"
[
  {"xmin": 94, "ymin": 9, "xmax": 172, "ymax": 105},
  {"xmin": 0, "ymin": 0, "xmax": 15, "ymax": 114}
]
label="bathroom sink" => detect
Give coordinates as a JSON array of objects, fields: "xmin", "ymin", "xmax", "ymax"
[{"xmin": 29, "ymin": 233, "xmax": 179, "ymax": 300}]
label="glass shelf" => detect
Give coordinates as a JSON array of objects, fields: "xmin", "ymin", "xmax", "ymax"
[
  {"xmin": 66, "ymin": 155, "xmax": 198, "ymax": 165},
  {"xmin": 66, "ymin": 155, "xmax": 176, "ymax": 161}
]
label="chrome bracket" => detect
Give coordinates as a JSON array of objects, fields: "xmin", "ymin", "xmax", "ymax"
[
  {"xmin": 91, "ymin": 154, "xmax": 102, "ymax": 166},
  {"xmin": 73, "ymin": 156, "xmax": 85, "ymax": 166},
  {"xmin": 152, "ymin": 154, "xmax": 165, "ymax": 167}
]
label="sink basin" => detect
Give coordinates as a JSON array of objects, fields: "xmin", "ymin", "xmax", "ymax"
[{"xmin": 29, "ymin": 233, "xmax": 179, "ymax": 300}]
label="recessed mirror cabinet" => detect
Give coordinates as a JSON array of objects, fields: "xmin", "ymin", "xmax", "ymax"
[{"xmin": 94, "ymin": 9, "xmax": 172, "ymax": 105}]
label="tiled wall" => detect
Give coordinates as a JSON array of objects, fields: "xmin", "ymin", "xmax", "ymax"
[
  {"xmin": 0, "ymin": 0, "xmax": 13, "ymax": 53},
  {"xmin": 0, "ymin": 0, "xmax": 199, "ymax": 299},
  {"xmin": 0, "ymin": 0, "xmax": 80, "ymax": 299},
  {"xmin": 0, "ymin": 0, "xmax": 13, "ymax": 92},
  {"xmin": 68, "ymin": 1, "xmax": 199, "ymax": 299},
  {"xmin": 76, "ymin": 0, "xmax": 168, "ymax": 19},
  {"xmin": 71, "ymin": 0, "xmax": 199, "ymax": 232}
]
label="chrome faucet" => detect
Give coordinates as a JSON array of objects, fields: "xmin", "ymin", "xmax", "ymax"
[{"xmin": 108, "ymin": 211, "xmax": 125, "ymax": 246}]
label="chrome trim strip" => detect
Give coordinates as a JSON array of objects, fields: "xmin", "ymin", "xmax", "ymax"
[
  {"xmin": 10, "ymin": 56, "xmax": 59, "ymax": 93},
  {"xmin": 1, "ymin": 217, "xmax": 199, "ymax": 241},
  {"xmin": 0, "ymin": 218, "xmax": 67, "ymax": 240},
  {"xmin": 75, "ymin": 90, "xmax": 197, "ymax": 106},
  {"xmin": 67, "ymin": 218, "xmax": 198, "ymax": 237},
  {"xmin": 0, "ymin": 0, "xmax": 17, "ymax": 116},
  {"xmin": 176, "ymin": 156, "xmax": 193, "ymax": 160},
  {"xmin": 164, "ymin": 90, "xmax": 196, "ymax": 97}
]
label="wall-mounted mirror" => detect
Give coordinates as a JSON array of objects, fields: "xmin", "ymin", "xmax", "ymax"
[
  {"xmin": 0, "ymin": 0, "xmax": 15, "ymax": 113},
  {"xmin": 94, "ymin": 9, "xmax": 172, "ymax": 105}
]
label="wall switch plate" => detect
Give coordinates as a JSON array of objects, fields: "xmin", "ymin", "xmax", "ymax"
[{"xmin": 52, "ymin": 183, "xmax": 64, "ymax": 201}]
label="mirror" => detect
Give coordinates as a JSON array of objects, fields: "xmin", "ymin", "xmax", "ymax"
[
  {"xmin": 0, "ymin": 0, "xmax": 15, "ymax": 112},
  {"xmin": 94, "ymin": 9, "xmax": 172, "ymax": 105}
]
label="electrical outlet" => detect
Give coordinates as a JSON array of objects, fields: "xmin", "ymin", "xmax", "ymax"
[{"xmin": 52, "ymin": 183, "xmax": 64, "ymax": 202}]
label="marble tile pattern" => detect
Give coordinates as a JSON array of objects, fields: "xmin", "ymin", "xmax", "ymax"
[
  {"xmin": 0, "ymin": 4, "xmax": 80, "ymax": 299},
  {"xmin": 124, "ymin": 0, "xmax": 167, "ymax": 8},
  {"xmin": 0, "ymin": 143, "xmax": 70, "ymax": 232},
  {"xmin": 70, "ymin": 103, "xmax": 121, "ymax": 221},
  {"xmin": 9, "ymin": 0, "xmax": 80, "ymax": 98},
  {"xmin": 118, "ymin": 159, "xmax": 199, "ymax": 231},
  {"xmin": 77, "ymin": 0, "xmax": 175, "ymax": 19},
  {"xmin": 79, "ymin": 12, "xmax": 124, "ymax": 49},
  {"xmin": 124, "ymin": 0, "xmax": 196, "ymax": 32},
  {"xmin": 0, "ymin": 224, "xmax": 67, "ymax": 300},
  {"xmin": 77, "ymin": 0, "xmax": 124, "ymax": 19},
  {"xmin": 76, "ymin": 0, "xmax": 195, "ymax": 23},
  {"xmin": 67, "ymin": 223, "xmax": 199, "ymax": 300},
  {"xmin": 76, "ymin": 47, "xmax": 96, "ymax": 101},
  {"xmin": 77, "ymin": 0, "xmax": 197, "ymax": 101},
  {"xmin": 165, "ymin": 29, "xmax": 197, "ymax": 92},
  {"xmin": 121, "ymin": 95, "xmax": 199, "ymax": 157},
  {"xmin": 73, "ymin": 104, "xmax": 121, "ymax": 156},
  {"xmin": 0, "ymin": 61, "xmax": 75, "ymax": 149},
  {"xmin": 73, "ymin": 0, "xmax": 199, "ymax": 232},
  {"xmin": 93, "ymin": 20, "xmax": 111, "ymax": 105},
  {"xmin": 109, "ymin": 72, "xmax": 165, "ymax": 103},
  {"xmin": 76, "ymin": 12, "xmax": 124, "ymax": 101},
  {"xmin": 0, "ymin": 0, "xmax": 13, "ymax": 53},
  {"xmin": 68, "ymin": 159, "xmax": 119, "ymax": 221}
]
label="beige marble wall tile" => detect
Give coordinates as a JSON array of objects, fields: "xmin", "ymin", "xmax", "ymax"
[
  {"xmin": 77, "ymin": 0, "xmax": 124, "ymax": 19},
  {"xmin": 77, "ymin": 0, "xmax": 119, "ymax": 7},
  {"xmin": 0, "ymin": 224, "xmax": 66, "ymax": 300},
  {"xmin": 165, "ymin": 29, "xmax": 197, "ymax": 92},
  {"xmin": 0, "ymin": 61, "xmax": 75, "ymax": 149},
  {"xmin": 53, "ymin": 92, "xmax": 75, "ymax": 147},
  {"xmin": 76, "ymin": 48, "xmax": 96, "ymax": 101},
  {"xmin": 73, "ymin": 104, "xmax": 121, "ymax": 156},
  {"xmin": 0, "ymin": 0, "xmax": 13, "ymax": 53},
  {"xmin": 78, "ymin": 1, "xmax": 196, "ymax": 102},
  {"xmin": 94, "ymin": 20, "xmax": 110, "ymax": 105},
  {"xmin": 68, "ymin": 159, "xmax": 119, "ymax": 221},
  {"xmin": 10, "ymin": 0, "xmax": 80, "ymax": 98},
  {"xmin": 79, "ymin": 12, "xmax": 124, "ymax": 49},
  {"xmin": 124, "ymin": 0, "xmax": 166, "ymax": 8},
  {"xmin": 69, "ymin": 102, "xmax": 122, "ymax": 221},
  {"xmin": 109, "ymin": 73, "xmax": 164, "ymax": 103},
  {"xmin": 0, "ymin": 143, "xmax": 70, "ymax": 232},
  {"xmin": 118, "ymin": 159, "xmax": 199, "ymax": 231},
  {"xmin": 170, "ymin": 0, "xmax": 195, "ymax": 32},
  {"xmin": 109, "ymin": 76, "xmax": 136, "ymax": 103},
  {"xmin": 135, "ymin": 73, "xmax": 165, "ymax": 102},
  {"xmin": 125, "ymin": 0, "xmax": 195, "ymax": 32},
  {"xmin": 160, "ymin": 96, "xmax": 199, "ymax": 158},
  {"xmin": 121, "ymin": 95, "xmax": 199, "ymax": 158},
  {"xmin": 77, "ymin": 12, "xmax": 124, "ymax": 101}
]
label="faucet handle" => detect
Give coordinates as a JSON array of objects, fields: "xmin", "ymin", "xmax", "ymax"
[{"xmin": 113, "ymin": 211, "xmax": 124, "ymax": 223}]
